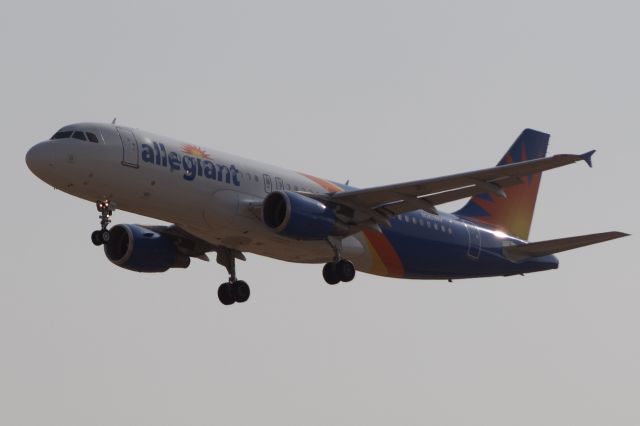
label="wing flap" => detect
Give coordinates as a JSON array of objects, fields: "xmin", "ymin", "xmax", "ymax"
[{"xmin": 503, "ymin": 231, "xmax": 629, "ymax": 261}]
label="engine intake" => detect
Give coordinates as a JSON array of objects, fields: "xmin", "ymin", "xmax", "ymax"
[
  {"xmin": 262, "ymin": 191, "xmax": 339, "ymax": 240},
  {"xmin": 104, "ymin": 224, "xmax": 190, "ymax": 272}
]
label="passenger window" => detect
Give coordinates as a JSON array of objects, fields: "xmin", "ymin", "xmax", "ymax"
[
  {"xmin": 51, "ymin": 131, "xmax": 72, "ymax": 139},
  {"xmin": 72, "ymin": 131, "xmax": 86, "ymax": 141},
  {"xmin": 86, "ymin": 132, "xmax": 99, "ymax": 143}
]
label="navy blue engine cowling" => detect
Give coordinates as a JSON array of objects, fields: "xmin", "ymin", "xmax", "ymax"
[
  {"xmin": 104, "ymin": 224, "xmax": 190, "ymax": 272},
  {"xmin": 262, "ymin": 191, "xmax": 337, "ymax": 239}
]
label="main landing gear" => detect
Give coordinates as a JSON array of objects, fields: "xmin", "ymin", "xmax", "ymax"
[
  {"xmin": 91, "ymin": 200, "xmax": 114, "ymax": 246},
  {"xmin": 322, "ymin": 259, "xmax": 356, "ymax": 285},
  {"xmin": 322, "ymin": 237, "xmax": 356, "ymax": 285},
  {"xmin": 216, "ymin": 248, "xmax": 250, "ymax": 305}
]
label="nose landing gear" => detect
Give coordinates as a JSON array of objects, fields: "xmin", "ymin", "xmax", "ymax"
[
  {"xmin": 91, "ymin": 200, "xmax": 114, "ymax": 246},
  {"xmin": 216, "ymin": 248, "xmax": 250, "ymax": 305}
]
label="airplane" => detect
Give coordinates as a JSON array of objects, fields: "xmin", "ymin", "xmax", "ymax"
[{"xmin": 25, "ymin": 123, "xmax": 628, "ymax": 305}]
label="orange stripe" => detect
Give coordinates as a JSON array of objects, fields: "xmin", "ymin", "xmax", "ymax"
[
  {"xmin": 359, "ymin": 234, "xmax": 388, "ymax": 275},
  {"xmin": 362, "ymin": 229, "xmax": 404, "ymax": 277},
  {"xmin": 298, "ymin": 172, "xmax": 344, "ymax": 193}
]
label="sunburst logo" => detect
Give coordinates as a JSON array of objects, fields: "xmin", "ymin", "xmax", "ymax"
[{"xmin": 181, "ymin": 144, "xmax": 212, "ymax": 160}]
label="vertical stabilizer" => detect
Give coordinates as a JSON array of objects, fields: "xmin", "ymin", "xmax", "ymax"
[{"xmin": 454, "ymin": 129, "xmax": 549, "ymax": 240}]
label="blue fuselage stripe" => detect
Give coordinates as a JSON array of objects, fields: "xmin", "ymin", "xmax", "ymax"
[{"xmin": 379, "ymin": 211, "xmax": 558, "ymax": 279}]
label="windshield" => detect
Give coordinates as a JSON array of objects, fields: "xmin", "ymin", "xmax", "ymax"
[{"xmin": 51, "ymin": 130, "xmax": 100, "ymax": 143}]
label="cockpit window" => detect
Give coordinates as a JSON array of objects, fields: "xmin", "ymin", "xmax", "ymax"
[
  {"xmin": 72, "ymin": 131, "xmax": 86, "ymax": 141},
  {"xmin": 51, "ymin": 129, "xmax": 101, "ymax": 143},
  {"xmin": 86, "ymin": 132, "xmax": 99, "ymax": 143},
  {"xmin": 51, "ymin": 131, "xmax": 72, "ymax": 139}
]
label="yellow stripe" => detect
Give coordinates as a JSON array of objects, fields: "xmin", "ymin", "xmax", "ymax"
[{"xmin": 360, "ymin": 233, "xmax": 389, "ymax": 276}]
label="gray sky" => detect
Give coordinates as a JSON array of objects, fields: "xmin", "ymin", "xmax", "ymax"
[{"xmin": 1, "ymin": 1, "xmax": 637, "ymax": 425}]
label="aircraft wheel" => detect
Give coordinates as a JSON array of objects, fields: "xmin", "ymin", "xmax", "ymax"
[
  {"xmin": 232, "ymin": 280, "xmax": 251, "ymax": 303},
  {"xmin": 336, "ymin": 259, "xmax": 355, "ymax": 282},
  {"xmin": 218, "ymin": 282, "xmax": 235, "ymax": 305},
  {"xmin": 91, "ymin": 230, "xmax": 103, "ymax": 246},
  {"xmin": 101, "ymin": 230, "xmax": 111, "ymax": 244},
  {"xmin": 322, "ymin": 262, "xmax": 340, "ymax": 285}
]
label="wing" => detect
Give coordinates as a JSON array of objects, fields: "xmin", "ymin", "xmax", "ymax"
[
  {"xmin": 145, "ymin": 224, "xmax": 245, "ymax": 262},
  {"xmin": 310, "ymin": 151, "xmax": 595, "ymax": 229}
]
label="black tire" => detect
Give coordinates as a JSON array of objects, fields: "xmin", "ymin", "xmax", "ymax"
[
  {"xmin": 91, "ymin": 230, "xmax": 103, "ymax": 246},
  {"xmin": 336, "ymin": 259, "xmax": 356, "ymax": 282},
  {"xmin": 101, "ymin": 230, "xmax": 111, "ymax": 243},
  {"xmin": 218, "ymin": 283, "xmax": 235, "ymax": 305},
  {"xmin": 232, "ymin": 280, "xmax": 251, "ymax": 303},
  {"xmin": 322, "ymin": 262, "xmax": 340, "ymax": 285}
]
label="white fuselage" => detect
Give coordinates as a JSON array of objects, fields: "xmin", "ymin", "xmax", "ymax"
[{"xmin": 26, "ymin": 123, "xmax": 373, "ymax": 269}]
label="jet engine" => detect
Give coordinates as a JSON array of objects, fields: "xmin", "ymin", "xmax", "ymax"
[
  {"xmin": 104, "ymin": 224, "xmax": 191, "ymax": 272},
  {"xmin": 262, "ymin": 191, "xmax": 344, "ymax": 239}
]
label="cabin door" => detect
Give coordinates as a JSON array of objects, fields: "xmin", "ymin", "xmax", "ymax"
[
  {"xmin": 117, "ymin": 127, "xmax": 139, "ymax": 168},
  {"xmin": 465, "ymin": 222, "xmax": 481, "ymax": 259}
]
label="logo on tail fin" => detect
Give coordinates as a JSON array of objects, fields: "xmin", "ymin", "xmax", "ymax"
[{"xmin": 455, "ymin": 129, "xmax": 550, "ymax": 240}]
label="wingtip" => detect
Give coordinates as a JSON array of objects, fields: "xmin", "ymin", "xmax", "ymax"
[
  {"xmin": 581, "ymin": 150, "xmax": 596, "ymax": 167},
  {"xmin": 606, "ymin": 231, "xmax": 630, "ymax": 240}
]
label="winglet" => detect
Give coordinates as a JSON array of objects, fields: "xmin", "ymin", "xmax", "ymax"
[{"xmin": 581, "ymin": 150, "xmax": 596, "ymax": 168}]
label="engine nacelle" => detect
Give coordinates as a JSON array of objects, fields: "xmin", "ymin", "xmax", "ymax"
[
  {"xmin": 104, "ymin": 224, "xmax": 190, "ymax": 272},
  {"xmin": 262, "ymin": 191, "xmax": 339, "ymax": 240}
]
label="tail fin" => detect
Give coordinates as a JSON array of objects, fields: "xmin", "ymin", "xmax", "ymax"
[{"xmin": 454, "ymin": 129, "xmax": 550, "ymax": 240}]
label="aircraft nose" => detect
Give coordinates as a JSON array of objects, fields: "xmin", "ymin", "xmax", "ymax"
[{"xmin": 25, "ymin": 142, "xmax": 53, "ymax": 177}]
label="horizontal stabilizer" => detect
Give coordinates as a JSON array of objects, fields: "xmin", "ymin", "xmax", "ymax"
[{"xmin": 503, "ymin": 231, "xmax": 629, "ymax": 261}]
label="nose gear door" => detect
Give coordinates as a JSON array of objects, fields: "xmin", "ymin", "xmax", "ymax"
[{"xmin": 117, "ymin": 127, "xmax": 139, "ymax": 168}]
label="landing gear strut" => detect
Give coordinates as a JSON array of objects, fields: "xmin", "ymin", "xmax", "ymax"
[
  {"xmin": 216, "ymin": 248, "xmax": 250, "ymax": 305},
  {"xmin": 322, "ymin": 237, "xmax": 356, "ymax": 285},
  {"xmin": 91, "ymin": 200, "xmax": 114, "ymax": 246}
]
